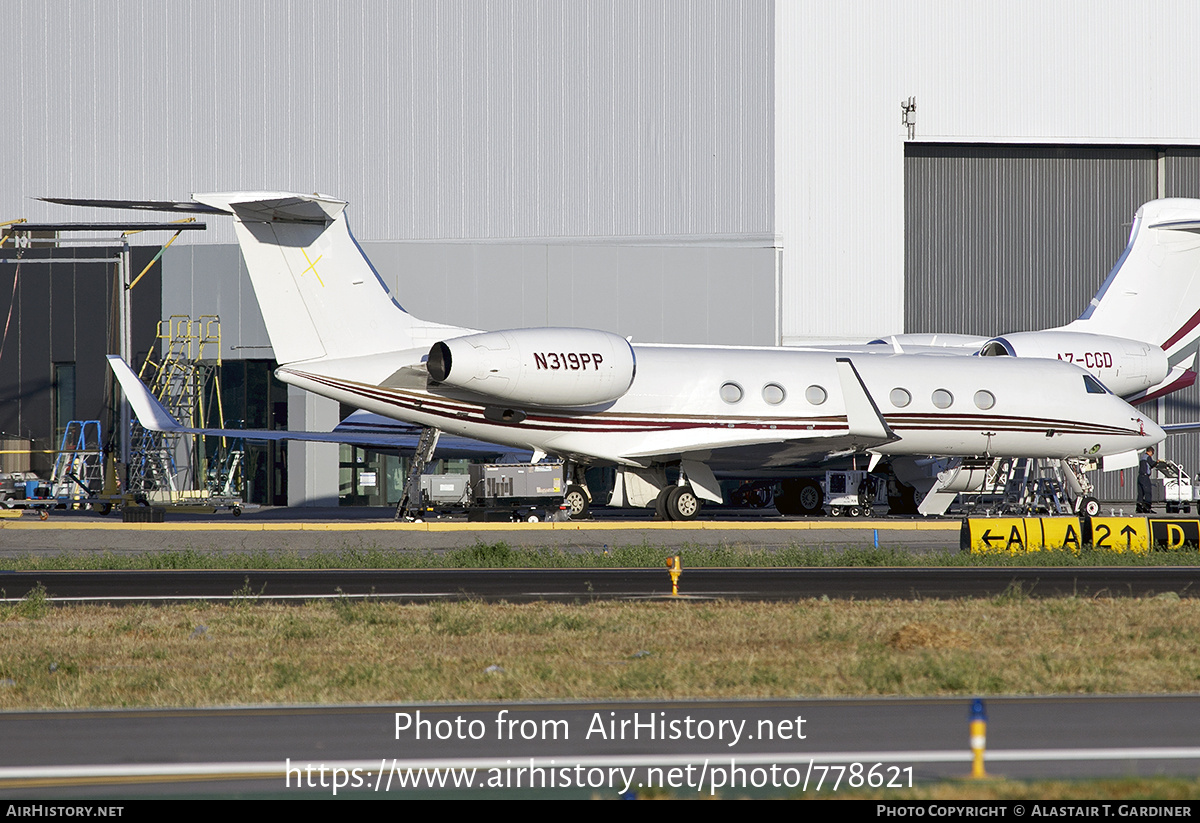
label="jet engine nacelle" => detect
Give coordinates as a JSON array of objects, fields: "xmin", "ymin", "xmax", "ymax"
[
  {"xmin": 978, "ymin": 331, "xmax": 1168, "ymax": 397},
  {"xmin": 427, "ymin": 328, "xmax": 637, "ymax": 407}
]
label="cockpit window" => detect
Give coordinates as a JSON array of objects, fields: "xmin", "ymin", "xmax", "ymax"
[{"xmin": 1083, "ymin": 375, "xmax": 1108, "ymax": 394}]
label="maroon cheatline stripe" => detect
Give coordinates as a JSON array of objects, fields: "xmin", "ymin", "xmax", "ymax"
[
  {"xmin": 883, "ymin": 413, "xmax": 1139, "ymax": 436},
  {"xmin": 285, "ymin": 369, "xmax": 1143, "ymax": 440},
  {"xmin": 287, "ymin": 371, "xmax": 850, "ymax": 435}
]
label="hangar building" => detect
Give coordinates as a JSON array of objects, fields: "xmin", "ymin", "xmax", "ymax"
[{"xmin": 1, "ymin": 1, "xmax": 1197, "ymax": 506}]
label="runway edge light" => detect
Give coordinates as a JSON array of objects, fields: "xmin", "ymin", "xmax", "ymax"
[
  {"xmin": 666, "ymin": 555, "xmax": 681, "ymax": 596},
  {"xmin": 969, "ymin": 698, "xmax": 988, "ymax": 779}
]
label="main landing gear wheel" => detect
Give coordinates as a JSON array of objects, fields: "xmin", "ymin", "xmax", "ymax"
[
  {"xmin": 775, "ymin": 478, "xmax": 824, "ymax": 516},
  {"xmin": 774, "ymin": 482, "xmax": 799, "ymax": 516},
  {"xmin": 655, "ymin": 486, "xmax": 672, "ymax": 520},
  {"xmin": 666, "ymin": 485, "xmax": 700, "ymax": 521},
  {"xmin": 797, "ymin": 478, "xmax": 824, "ymax": 516},
  {"xmin": 1078, "ymin": 496, "xmax": 1101, "ymax": 517},
  {"xmin": 563, "ymin": 484, "xmax": 590, "ymax": 520}
]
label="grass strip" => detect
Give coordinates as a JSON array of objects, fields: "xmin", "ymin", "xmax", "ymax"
[
  {"xmin": 3, "ymin": 542, "xmax": 1200, "ymax": 570},
  {"xmin": 2, "ymin": 589, "xmax": 1198, "ymax": 709}
]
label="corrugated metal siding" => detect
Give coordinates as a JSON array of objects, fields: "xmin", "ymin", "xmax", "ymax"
[
  {"xmin": 1167, "ymin": 151, "xmax": 1200, "ymax": 198},
  {"xmin": 903, "ymin": 145, "xmax": 1200, "ymax": 503},
  {"xmin": 898, "ymin": 2, "xmax": 1200, "ymax": 145},
  {"xmin": 775, "ymin": 1, "xmax": 1200, "ymax": 342},
  {"xmin": 904, "ymin": 144, "xmax": 1157, "ymax": 336},
  {"xmin": 1154, "ymin": 150, "xmax": 1200, "ymax": 501},
  {"xmin": 775, "ymin": 2, "xmax": 908, "ymax": 341},
  {"xmin": 0, "ymin": 250, "xmax": 160, "ymax": 472},
  {"xmin": 163, "ymin": 241, "xmax": 779, "ymax": 351},
  {"xmin": 0, "ymin": 1, "xmax": 773, "ymax": 244}
]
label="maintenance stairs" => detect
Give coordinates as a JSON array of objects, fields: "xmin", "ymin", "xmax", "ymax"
[
  {"xmin": 49, "ymin": 420, "xmax": 102, "ymax": 505},
  {"xmin": 993, "ymin": 458, "xmax": 1075, "ymax": 515},
  {"xmin": 127, "ymin": 316, "xmax": 233, "ymax": 498}
]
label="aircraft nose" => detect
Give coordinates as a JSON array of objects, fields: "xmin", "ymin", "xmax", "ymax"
[{"xmin": 1140, "ymin": 414, "xmax": 1166, "ymax": 446}]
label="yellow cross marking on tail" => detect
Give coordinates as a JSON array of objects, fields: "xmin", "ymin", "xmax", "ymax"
[{"xmin": 300, "ymin": 248, "xmax": 325, "ymax": 287}]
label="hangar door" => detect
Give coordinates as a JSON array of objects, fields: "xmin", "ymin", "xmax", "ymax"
[{"xmin": 904, "ymin": 144, "xmax": 1200, "ymax": 500}]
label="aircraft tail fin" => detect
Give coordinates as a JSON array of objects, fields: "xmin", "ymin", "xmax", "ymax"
[
  {"xmin": 192, "ymin": 192, "xmax": 470, "ymax": 365},
  {"xmin": 1065, "ymin": 199, "xmax": 1200, "ymax": 365}
]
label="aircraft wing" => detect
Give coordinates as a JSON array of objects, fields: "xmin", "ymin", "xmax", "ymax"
[
  {"xmin": 106, "ymin": 356, "xmax": 522, "ymax": 456},
  {"xmin": 38, "ymin": 197, "xmax": 229, "ymax": 214}
]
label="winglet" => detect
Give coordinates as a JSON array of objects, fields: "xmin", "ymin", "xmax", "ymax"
[
  {"xmin": 106, "ymin": 355, "xmax": 185, "ymax": 432},
  {"xmin": 836, "ymin": 358, "xmax": 897, "ymax": 442}
]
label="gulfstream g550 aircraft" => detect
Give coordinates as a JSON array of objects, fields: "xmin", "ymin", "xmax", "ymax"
[
  {"xmin": 61, "ymin": 192, "xmax": 1166, "ymax": 519},
  {"xmin": 850, "ymin": 198, "xmax": 1200, "ymax": 404}
]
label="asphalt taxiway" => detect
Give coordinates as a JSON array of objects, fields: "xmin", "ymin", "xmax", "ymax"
[
  {"xmin": 3, "ymin": 696, "xmax": 1198, "ymax": 797},
  {"xmin": 2, "ymin": 567, "xmax": 1196, "ymax": 603}
]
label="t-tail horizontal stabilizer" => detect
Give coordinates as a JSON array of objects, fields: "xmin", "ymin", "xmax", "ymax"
[{"xmin": 37, "ymin": 197, "xmax": 229, "ymax": 215}]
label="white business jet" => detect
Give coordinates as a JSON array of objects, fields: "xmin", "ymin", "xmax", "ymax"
[
  {"xmin": 847, "ymin": 199, "xmax": 1200, "ymax": 404},
  {"xmin": 86, "ymin": 192, "xmax": 1163, "ymax": 520},
  {"xmin": 787, "ymin": 198, "xmax": 1200, "ymax": 514}
]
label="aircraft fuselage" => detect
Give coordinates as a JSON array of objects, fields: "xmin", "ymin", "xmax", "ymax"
[{"xmin": 277, "ymin": 343, "xmax": 1160, "ymax": 471}]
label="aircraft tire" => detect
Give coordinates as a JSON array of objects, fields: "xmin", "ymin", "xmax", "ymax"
[
  {"xmin": 667, "ymin": 485, "xmax": 700, "ymax": 521},
  {"xmin": 797, "ymin": 479, "xmax": 824, "ymax": 516},
  {"xmin": 1079, "ymin": 496, "xmax": 1101, "ymax": 517},
  {"xmin": 563, "ymin": 484, "xmax": 590, "ymax": 519},
  {"xmin": 774, "ymin": 481, "xmax": 800, "ymax": 515},
  {"xmin": 655, "ymin": 487, "xmax": 673, "ymax": 520}
]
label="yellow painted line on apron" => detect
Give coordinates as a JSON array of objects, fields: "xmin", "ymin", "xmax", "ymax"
[{"xmin": 0, "ymin": 519, "xmax": 959, "ymax": 532}]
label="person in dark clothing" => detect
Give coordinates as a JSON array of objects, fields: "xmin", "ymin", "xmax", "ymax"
[{"xmin": 1137, "ymin": 447, "xmax": 1158, "ymax": 513}]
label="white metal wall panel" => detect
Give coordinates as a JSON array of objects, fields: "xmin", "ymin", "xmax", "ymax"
[
  {"xmin": 163, "ymin": 240, "xmax": 779, "ymax": 353},
  {"xmin": 0, "ymin": 1, "xmax": 773, "ymax": 245},
  {"xmin": 775, "ymin": 2, "xmax": 908, "ymax": 341},
  {"xmin": 776, "ymin": 1, "xmax": 1200, "ymax": 342}
]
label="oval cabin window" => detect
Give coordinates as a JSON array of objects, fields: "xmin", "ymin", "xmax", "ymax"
[
  {"xmin": 762, "ymin": 383, "xmax": 786, "ymax": 405},
  {"xmin": 720, "ymin": 382, "xmax": 744, "ymax": 404}
]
